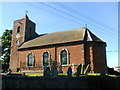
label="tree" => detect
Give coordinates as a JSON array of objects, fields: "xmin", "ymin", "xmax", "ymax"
[{"xmin": 0, "ymin": 29, "xmax": 12, "ymax": 72}]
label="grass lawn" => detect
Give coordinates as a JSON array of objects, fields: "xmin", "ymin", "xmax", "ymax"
[
  {"xmin": 24, "ymin": 72, "xmax": 119, "ymax": 77},
  {"xmin": 25, "ymin": 73, "xmax": 43, "ymax": 76},
  {"xmin": 25, "ymin": 73, "xmax": 67, "ymax": 77},
  {"xmin": 8, "ymin": 71, "xmax": 119, "ymax": 77}
]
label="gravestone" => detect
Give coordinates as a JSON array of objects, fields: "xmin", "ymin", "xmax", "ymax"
[
  {"xmin": 44, "ymin": 64, "xmax": 47, "ymax": 71},
  {"xmin": 76, "ymin": 64, "xmax": 82, "ymax": 76},
  {"xmin": 52, "ymin": 69, "xmax": 58, "ymax": 77},
  {"xmin": 59, "ymin": 65, "xmax": 63, "ymax": 73},
  {"xmin": 51, "ymin": 61, "xmax": 57, "ymax": 76},
  {"xmin": 81, "ymin": 64, "xmax": 85, "ymax": 74},
  {"xmin": 84, "ymin": 64, "xmax": 89, "ymax": 74},
  {"xmin": 44, "ymin": 67, "xmax": 51, "ymax": 77},
  {"xmin": 67, "ymin": 66, "xmax": 72, "ymax": 77},
  {"xmin": 72, "ymin": 63, "xmax": 75, "ymax": 72},
  {"xmin": 7, "ymin": 69, "xmax": 11, "ymax": 75},
  {"xmin": 43, "ymin": 64, "xmax": 47, "ymax": 76},
  {"xmin": 77, "ymin": 64, "xmax": 85, "ymax": 75},
  {"xmin": 76, "ymin": 64, "xmax": 89, "ymax": 76}
]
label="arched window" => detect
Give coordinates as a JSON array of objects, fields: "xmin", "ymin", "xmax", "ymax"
[
  {"xmin": 43, "ymin": 52, "xmax": 49, "ymax": 66},
  {"xmin": 60, "ymin": 50, "xmax": 68, "ymax": 65},
  {"xmin": 17, "ymin": 26, "xmax": 20, "ymax": 33},
  {"xmin": 27, "ymin": 53, "xmax": 34, "ymax": 66}
]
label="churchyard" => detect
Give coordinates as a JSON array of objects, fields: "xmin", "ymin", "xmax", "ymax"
[
  {"xmin": 5, "ymin": 62, "xmax": 119, "ymax": 77},
  {"xmin": 2, "ymin": 72, "xmax": 120, "ymax": 89},
  {"xmin": 1, "ymin": 62, "xmax": 120, "ymax": 89}
]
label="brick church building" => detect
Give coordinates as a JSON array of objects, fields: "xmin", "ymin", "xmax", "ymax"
[{"xmin": 10, "ymin": 14, "xmax": 108, "ymax": 73}]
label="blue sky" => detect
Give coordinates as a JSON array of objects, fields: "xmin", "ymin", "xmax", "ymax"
[{"xmin": 1, "ymin": 1, "xmax": 118, "ymax": 68}]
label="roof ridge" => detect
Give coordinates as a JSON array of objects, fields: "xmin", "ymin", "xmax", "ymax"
[{"xmin": 45, "ymin": 27, "xmax": 87, "ymax": 34}]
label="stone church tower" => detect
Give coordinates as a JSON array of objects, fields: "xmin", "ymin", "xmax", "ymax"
[{"xmin": 10, "ymin": 14, "xmax": 38, "ymax": 72}]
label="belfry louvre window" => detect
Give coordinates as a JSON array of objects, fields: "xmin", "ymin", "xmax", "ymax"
[
  {"xmin": 60, "ymin": 50, "xmax": 68, "ymax": 65},
  {"xmin": 43, "ymin": 52, "xmax": 49, "ymax": 66},
  {"xmin": 17, "ymin": 26, "xmax": 20, "ymax": 33},
  {"xmin": 27, "ymin": 53, "xmax": 34, "ymax": 66}
]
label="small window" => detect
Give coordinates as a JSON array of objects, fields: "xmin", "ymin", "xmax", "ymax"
[
  {"xmin": 16, "ymin": 40, "xmax": 20, "ymax": 45},
  {"xmin": 60, "ymin": 50, "xmax": 68, "ymax": 65},
  {"xmin": 43, "ymin": 52, "xmax": 49, "ymax": 66},
  {"xmin": 27, "ymin": 53, "xmax": 34, "ymax": 66},
  {"xmin": 17, "ymin": 26, "xmax": 20, "ymax": 33}
]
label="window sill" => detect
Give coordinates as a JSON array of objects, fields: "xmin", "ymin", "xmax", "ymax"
[
  {"xmin": 27, "ymin": 66, "xmax": 34, "ymax": 68},
  {"xmin": 42, "ymin": 65, "xmax": 51, "ymax": 68}
]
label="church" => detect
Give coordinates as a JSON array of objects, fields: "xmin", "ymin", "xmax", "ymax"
[{"xmin": 10, "ymin": 14, "xmax": 108, "ymax": 73}]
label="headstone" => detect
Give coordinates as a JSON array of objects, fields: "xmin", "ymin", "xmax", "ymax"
[
  {"xmin": 67, "ymin": 66, "xmax": 72, "ymax": 77},
  {"xmin": 44, "ymin": 67, "xmax": 51, "ymax": 77},
  {"xmin": 76, "ymin": 64, "xmax": 82, "ymax": 76},
  {"xmin": 23, "ymin": 73, "xmax": 25, "ymax": 76},
  {"xmin": 44, "ymin": 64, "xmax": 47, "ymax": 71},
  {"xmin": 43, "ymin": 64, "xmax": 47, "ymax": 76},
  {"xmin": 77, "ymin": 64, "xmax": 86, "ymax": 75},
  {"xmin": 81, "ymin": 64, "xmax": 84, "ymax": 74},
  {"xmin": 51, "ymin": 61, "xmax": 57, "ymax": 76},
  {"xmin": 84, "ymin": 64, "xmax": 89, "ymax": 74},
  {"xmin": 59, "ymin": 65, "xmax": 63, "ymax": 73},
  {"xmin": 7, "ymin": 69, "xmax": 11, "ymax": 74},
  {"xmin": 17, "ymin": 68, "xmax": 20, "ymax": 72},
  {"xmin": 52, "ymin": 69, "xmax": 58, "ymax": 77},
  {"xmin": 72, "ymin": 63, "xmax": 75, "ymax": 72}
]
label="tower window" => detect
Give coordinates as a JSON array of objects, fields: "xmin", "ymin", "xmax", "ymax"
[
  {"xmin": 17, "ymin": 26, "xmax": 20, "ymax": 33},
  {"xmin": 16, "ymin": 40, "xmax": 20, "ymax": 46}
]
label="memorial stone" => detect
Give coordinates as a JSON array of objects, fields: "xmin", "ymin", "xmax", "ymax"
[{"xmin": 67, "ymin": 66, "xmax": 72, "ymax": 77}]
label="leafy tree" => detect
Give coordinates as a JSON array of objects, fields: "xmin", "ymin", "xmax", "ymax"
[
  {"xmin": 0, "ymin": 40, "xmax": 2, "ymax": 72},
  {"xmin": 0, "ymin": 29, "xmax": 12, "ymax": 72}
]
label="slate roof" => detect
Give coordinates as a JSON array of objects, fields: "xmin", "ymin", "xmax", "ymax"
[{"xmin": 19, "ymin": 27, "xmax": 103, "ymax": 49}]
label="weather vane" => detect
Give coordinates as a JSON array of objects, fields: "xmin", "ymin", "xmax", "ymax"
[
  {"xmin": 25, "ymin": 11, "xmax": 28, "ymax": 15},
  {"xmin": 85, "ymin": 24, "xmax": 87, "ymax": 28}
]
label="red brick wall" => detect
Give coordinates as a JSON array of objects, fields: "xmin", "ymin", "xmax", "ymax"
[
  {"xmin": 84, "ymin": 42, "xmax": 108, "ymax": 73},
  {"xmin": 10, "ymin": 19, "xmax": 25, "ymax": 71},
  {"xmin": 18, "ymin": 44, "xmax": 84, "ymax": 72},
  {"xmin": 56, "ymin": 44, "xmax": 84, "ymax": 72},
  {"xmin": 10, "ymin": 17, "xmax": 37, "ymax": 72},
  {"xmin": 10, "ymin": 41, "xmax": 108, "ymax": 73},
  {"xmin": 92, "ymin": 43, "xmax": 108, "ymax": 73}
]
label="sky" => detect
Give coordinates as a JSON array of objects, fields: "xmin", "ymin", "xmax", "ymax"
[{"xmin": 0, "ymin": 0, "xmax": 119, "ymax": 68}]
